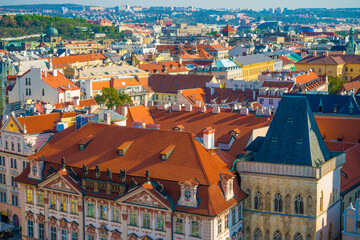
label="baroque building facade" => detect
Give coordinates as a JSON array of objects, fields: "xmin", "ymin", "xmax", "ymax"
[
  {"xmin": 237, "ymin": 95, "xmax": 345, "ymax": 240},
  {"xmin": 15, "ymin": 122, "xmax": 245, "ymax": 240}
]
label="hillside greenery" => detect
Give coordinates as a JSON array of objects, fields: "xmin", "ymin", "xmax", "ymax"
[{"xmin": 0, "ymin": 14, "xmax": 124, "ymax": 40}]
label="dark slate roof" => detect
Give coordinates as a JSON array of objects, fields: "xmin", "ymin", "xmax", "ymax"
[
  {"xmin": 330, "ymin": 46, "xmax": 346, "ymax": 52},
  {"xmin": 286, "ymin": 94, "xmax": 360, "ymax": 115},
  {"xmin": 253, "ymin": 95, "xmax": 331, "ymax": 167},
  {"xmin": 245, "ymin": 136, "xmax": 265, "ymax": 152}
]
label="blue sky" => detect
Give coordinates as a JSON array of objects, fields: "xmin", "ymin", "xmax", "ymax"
[{"xmin": 1, "ymin": 0, "xmax": 359, "ymax": 10}]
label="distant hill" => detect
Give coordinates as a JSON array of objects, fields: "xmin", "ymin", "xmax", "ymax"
[{"xmin": 0, "ymin": 4, "xmax": 88, "ymax": 10}]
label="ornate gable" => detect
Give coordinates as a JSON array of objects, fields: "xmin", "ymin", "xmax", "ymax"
[
  {"xmin": 2, "ymin": 117, "xmax": 21, "ymax": 134},
  {"xmin": 39, "ymin": 174, "xmax": 81, "ymax": 195},
  {"xmin": 119, "ymin": 186, "xmax": 171, "ymax": 210}
]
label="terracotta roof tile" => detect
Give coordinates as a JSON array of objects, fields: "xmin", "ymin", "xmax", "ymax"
[
  {"xmin": 51, "ymin": 53, "xmax": 106, "ymax": 69},
  {"xmin": 41, "ymin": 71, "xmax": 79, "ymax": 93}
]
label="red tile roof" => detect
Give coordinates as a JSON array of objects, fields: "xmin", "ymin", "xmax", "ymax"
[
  {"xmin": 180, "ymin": 88, "xmax": 206, "ymax": 107},
  {"xmin": 337, "ymin": 144, "xmax": 360, "ymax": 193},
  {"xmin": 41, "ymin": 71, "xmax": 79, "ymax": 93},
  {"xmin": 138, "ymin": 61, "xmax": 188, "ymax": 75},
  {"xmin": 222, "ymin": 24, "xmax": 235, "ymax": 32},
  {"xmin": 51, "ymin": 53, "xmax": 106, "ymax": 69},
  {"xmin": 16, "ymin": 123, "xmax": 246, "ymax": 216}
]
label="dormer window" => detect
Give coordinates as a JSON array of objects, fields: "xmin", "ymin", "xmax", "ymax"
[
  {"xmin": 160, "ymin": 145, "xmax": 175, "ymax": 161},
  {"xmin": 220, "ymin": 173, "xmax": 234, "ymax": 201},
  {"xmin": 178, "ymin": 179, "xmax": 199, "ymax": 208},
  {"xmin": 117, "ymin": 141, "xmax": 134, "ymax": 156},
  {"xmin": 296, "ymin": 138, "xmax": 303, "ymax": 144}
]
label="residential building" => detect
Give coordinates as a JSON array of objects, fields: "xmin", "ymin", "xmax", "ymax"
[
  {"xmin": 8, "ymin": 68, "xmax": 80, "ymax": 104},
  {"xmin": 15, "ymin": 122, "xmax": 246, "ymax": 240},
  {"xmin": 0, "ymin": 112, "xmax": 76, "ymax": 228},
  {"xmin": 138, "ymin": 61, "xmax": 188, "ymax": 75},
  {"xmin": 51, "ymin": 53, "xmax": 107, "ymax": 71},
  {"xmin": 61, "ymin": 42, "xmax": 105, "ymax": 54},
  {"xmin": 234, "ymin": 54, "xmax": 275, "ymax": 81},
  {"xmin": 197, "ymin": 44, "xmax": 229, "ymax": 59},
  {"xmin": 238, "ymin": 95, "xmax": 345, "ymax": 240},
  {"xmin": 222, "ymin": 24, "xmax": 236, "ymax": 37},
  {"xmin": 148, "ymin": 74, "xmax": 217, "ymax": 104}
]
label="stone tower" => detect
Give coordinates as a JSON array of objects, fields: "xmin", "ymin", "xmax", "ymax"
[{"xmin": 237, "ymin": 95, "xmax": 345, "ymax": 240}]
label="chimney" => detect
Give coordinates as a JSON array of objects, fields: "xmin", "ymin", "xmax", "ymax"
[
  {"xmin": 44, "ymin": 71, "xmax": 47, "ymax": 78},
  {"xmin": 146, "ymin": 123, "xmax": 160, "ymax": 130},
  {"xmin": 172, "ymin": 104, "xmax": 181, "ymax": 112},
  {"xmin": 256, "ymin": 108, "xmax": 264, "ymax": 116},
  {"xmin": 185, "ymin": 104, "xmax": 192, "ymax": 112},
  {"xmin": 212, "ymin": 105, "xmax": 220, "ymax": 114},
  {"xmin": 121, "ymin": 106, "xmax": 128, "ymax": 117},
  {"xmin": 201, "ymin": 105, "xmax": 207, "ymax": 113},
  {"xmin": 325, "ymin": 51, "xmax": 329, "ymax": 57},
  {"xmin": 240, "ymin": 107, "xmax": 248, "ymax": 116},
  {"xmin": 53, "ymin": 69, "xmax": 57, "ymax": 77},
  {"xmin": 104, "ymin": 112, "xmax": 111, "ymax": 125},
  {"xmin": 313, "ymin": 51, "xmax": 317, "ymax": 57},
  {"xmin": 73, "ymin": 96, "xmax": 80, "ymax": 106},
  {"xmin": 306, "ymin": 71, "xmax": 309, "ymax": 75},
  {"xmin": 203, "ymin": 127, "xmax": 215, "ymax": 149}
]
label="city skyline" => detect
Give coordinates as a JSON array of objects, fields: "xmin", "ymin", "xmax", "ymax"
[{"xmin": 1, "ymin": 0, "xmax": 359, "ymax": 10}]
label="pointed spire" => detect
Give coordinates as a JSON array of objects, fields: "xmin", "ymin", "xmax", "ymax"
[
  {"xmin": 145, "ymin": 170, "xmax": 150, "ymax": 183},
  {"xmin": 61, "ymin": 157, "xmax": 66, "ymax": 170}
]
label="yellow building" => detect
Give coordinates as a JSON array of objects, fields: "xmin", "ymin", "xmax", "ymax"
[
  {"xmin": 237, "ymin": 96, "xmax": 345, "ymax": 240},
  {"xmin": 62, "ymin": 42, "xmax": 104, "ymax": 54},
  {"xmin": 234, "ymin": 54, "xmax": 275, "ymax": 81},
  {"xmin": 295, "ymin": 52, "xmax": 360, "ymax": 81}
]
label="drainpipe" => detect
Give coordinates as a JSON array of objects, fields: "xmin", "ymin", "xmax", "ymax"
[{"xmin": 82, "ymin": 193, "xmax": 86, "ymax": 240}]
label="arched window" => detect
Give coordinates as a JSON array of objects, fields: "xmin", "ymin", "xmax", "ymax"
[
  {"xmin": 265, "ymin": 192, "xmax": 271, "ymax": 211},
  {"xmin": 254, "ymin": 228, "xmax": 262, "ymax": 240},
  {"xmin": 320, "ymin": 191, "xmax": 324, "ymax": 211},
  {"xmin": 293, "ymin": 233, "xmax": 303, "ymax": 240},
  {"xmin": 274, "ymin": 193, "xmax": 283, "ymax": 212},
  {"xmin": 306, "ymin": 235, "xmax": 311, "ymax": 240},
  {"xmin": 294, "ymin": 195, "xmax": 304, "ymax": 214},
  {"xmin": 254, "ymin": 192, "xmax": 263, "ymax": 210},
  {"xmin": 273, "ymin": 230, "xmax": 282, "ymax": 240}
]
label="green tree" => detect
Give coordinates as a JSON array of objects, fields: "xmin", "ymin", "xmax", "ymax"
[
  {"xmin": 328, "ymin": 76, "xmax": 346, "ymax": 95},
  {"xmin": 94, "ymin": 88, "xmax": 132, "ymax": 109}
]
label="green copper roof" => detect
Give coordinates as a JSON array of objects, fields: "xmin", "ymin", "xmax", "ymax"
[{"xmin": 253, "ymin": 95, "xmax": 331, "ymax": 167}]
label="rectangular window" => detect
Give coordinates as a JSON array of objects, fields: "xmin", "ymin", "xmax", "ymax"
[
  {"xmin": 99, "ymin": 204, "xmax": 107, "ymax": 219},
  {"xmin": 71, "ymin": 199, "xmax": 77, "ymax": 214},
  {"xmin": 50, "ymin": 195, "xmax": 56, "ymax": 209},
  {"xmin": 23, "ymin": 161, "xmax": 28, "ymax": 171},
  {"xmin": 88, "ymin": 235, "xmax": 95, "ymax": 240},
  {"xmin": 72, "ymin": 231, "xmax": 78, "ymax": 240},
  {"xmin": 27, "ymin": 189, "xmax": 33, "ymax": 204},
  {"xmin": 143, "ymin": 212, "xmax": 151, "ymax": 228},
  {"xmin": 28, "ymin": 220, "xmax": 34, "ymax": 237},
  {"xmin": 17, "ymin": 143, "xmax": 20, "ymax": 152},
  {"xmin": 156, "ymin": 215, "xmax": 164, "ymax": 231},
  {"xmin": 0, "ymin": 191, "xmax": 6, "ymax": 203},
  {"xmin": 112, "ymin": 207, "xmax": 119, "ymax": 222},
  {"xmin": 269, "ymin": 99, "xmax": 274, "ymax": 105},
  {"xmin": 60, "ymin": 197, "xmax": 67, "ymax": 211},
  {"xmin": 39, "ymin": 223, "xmax": 44, "ymax": 240},
  {"xmin": 225, "ymin": 213, "xmax": 229, "ymax": 229},
  {"xmin": 11, "ymin": 194, "xmax": 18, "ymax": 206},
  {"xmin": 61, "ymin": 229, "xmax": 67, "ymax": 240},
  {"xmin": 29, "ymin": 88, "xmax": 32, "ymax": 96},
  {"xmin": 11, "ymin": 176, "xmax": 18, "ymax": 187},
  {"xmin": 87, "ymin": 203, "xmax": 94, "ymax": 217},
  {"xmin": 0, "ymin": 173, "xmax": 5, "ymax": 184},
  {"xmin": 0, "ymin": 156, "xmax": 5, "ymax": 166},
  {"xmin": 232, "ymin": 209, "xmax": 236, "ymax": 226},
  {"xmin": 38, "ymin": 192, "xmax": 44, "ymax": 206},
  {"xmin": 42, "ymin": 88, "xmax": 45, "ymax": 96},
  {"xmin": 218, "ymin": 218, "xmax": 222, "ymax": 235},
  {"xmin": 10, "ymin": 158, "xmax": 17, "ymax": 168},
  {"xmin": 175, "ymin": 218, "xmax": 183, "ymax": 234},
  {"xmin": 5, "ymin": 141, "xmax": 8, "ymax": 149},
  {"xmin": 129, "ymin": 210, "xmax": 137, "ymax": 226},
  {"xmin": 191, "ymin": 220, "xmax": 200, "ymax": 237}
]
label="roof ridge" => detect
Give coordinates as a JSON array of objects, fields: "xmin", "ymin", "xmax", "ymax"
[{"xmin": 189, "ymin": 133, "xmax": 211, "ymax": 185}]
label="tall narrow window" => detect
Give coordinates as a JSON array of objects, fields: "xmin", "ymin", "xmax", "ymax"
[
  {"xmin": 254, "ymin": 191, "xmax": 263, "ymax": 210},
  {"xmin": 273, "ymin": 230, "xmax": 282, "ymax": 240},
  {"xmin": 175, "ymin": 218, "xmax": 183, "ymax": 234},
  {"xmin": 191, "ymin": 220, "xmax": 200, "ymax": 237},
  {"xmin": 156, "ymin": 215, "xmax": 164, "ymax": 231},
  {"xmin": 38, "ymin": 192, "xmax": 44, "ymax": 206},
  {"xmin": 61, "ymin": 229, "xmax": 67, "ymax": 240},
  {"xmin": 232, "ymin": 209, "xmax": 236, "ymax": 226},
  {"xmin": 143, "ymin": 212, "xmax": 151, "ymax": 228},
  {"xmin": 294, "ymin": 195, "xmax": 304, "ymax": 214},
  {"xmin": 225, "ymin": 213, "xmax": 229, "ymax": 229},
  {"xmin": 320, "ymin": 191, "xmax": 324, "ymax": 211},
  {"xmin": 274, "ymin": 193, "xmax": 283, "ymax": 212},
  {"xmin": 99, "ymin": 204, "xmax": 107, "ymax": 219},
  {"xmin": 50, "ymin": 195, "xmax": 56, "ymax": 209},
  {"xmin": 39, "ymin": 223, "xmax": 44, "ymax": 240},
  {"xmin": 72, "ymin": 231, "xmax": 78, "ymax": 240},
  {"xmin": 112, "ymin": 207, "xmax": 119, "ymax": 222},
  {"xmin": 27, "ymin": 189, "xmax": 33, "ymax": 204},
  {"xmin": 27, "ymin": 220, "xmax": 34, "ymax": 237},
  {"xmin": 218, "ymin": 218, "xmax": 222, "ymax": 235},
  {"xmin": 129, "ymin": 210, "xmax": 137, "ymax": 226},
  {"xmin": 87, "ymin": 203, "xmax": 94, "ymax": 217},
  {"xmin": 71, "ymin": 199, "xmax": 77, "ymax": 214},
  {"xmin": 60, "ymin": 197, "xmax": 67, "ymax": 211}
]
